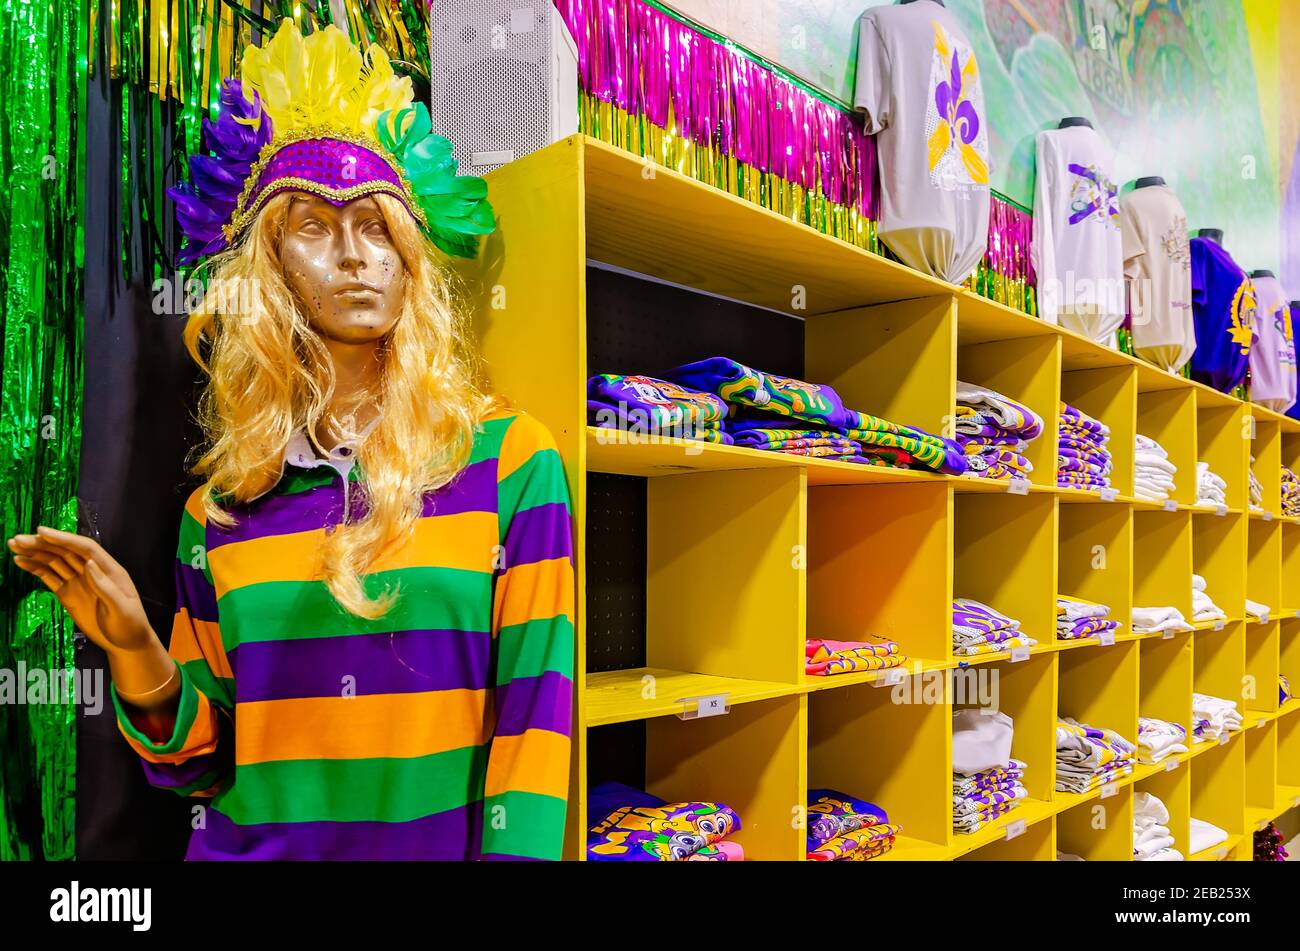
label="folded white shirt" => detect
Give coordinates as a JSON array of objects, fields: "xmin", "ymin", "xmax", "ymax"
[
  {"xmin": 1246, "ymin": 598, "xmax": 1271, "ymax": 619},
  {"xmin": 1132, "ymin": 605, "xmax": 1193, "ymax": 633},
  {"xmin": 1188, "ymin": 818, "xmax": 1228, "ymax": 854},
  {"xmin": 1139, "ymin": 847, "xmax": 1185, "ymax": 862},
  {"xmin": 1136, "ymin": 434, "xmax": 1169, "ymax": 457}
]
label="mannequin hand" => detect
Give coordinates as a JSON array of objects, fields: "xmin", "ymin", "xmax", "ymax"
[{"xmin": 7, "ymin": 526, "xmax": 157, "ymax": 655}]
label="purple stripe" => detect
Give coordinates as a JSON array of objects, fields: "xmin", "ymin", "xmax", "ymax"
[
  {"xmin": 176, "ymin": 561, "xmax": 218, "ymax": 622},
  {"xmin": 187, "ymin": 802, "xmax": 485, "ymax": 860},
  {"xmin": 229, "ymin": 629, "xmax": 493, "ymax": 702},
  {"xmin": 140, "ymin": 752, "xmax": 226, "ymax": 790},
  {"xmin": 421, "ymin": 459, "xmax": 498, "ymax": 517},
  {"xmin": 501, "ymin": 502, "xmax": 573, "ymax": 571},
  {"xmin": 494, "ymin": 670, "xmax": 573, "ymax": 737}
]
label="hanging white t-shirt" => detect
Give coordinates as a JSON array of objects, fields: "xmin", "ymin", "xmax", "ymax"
[
  {"xmin": 1119, "ymin": 184, "xmax": 1195, "ymax": 371},
  {"xmin": 1031, "ymin": 125, "xmax": 1124, "ymax": 346},
  {"xmin": 853, "ymin": 0, "xmax": 990, "ymax": 284},
  {"xmin": 1249, "ymin": 274, "xmax": 1296, "ymax": 412}
]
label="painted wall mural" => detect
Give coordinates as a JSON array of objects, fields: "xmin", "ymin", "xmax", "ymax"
[{"xmin": 663, "ymin": 0, "xmax": 1298, "ymax": 289}]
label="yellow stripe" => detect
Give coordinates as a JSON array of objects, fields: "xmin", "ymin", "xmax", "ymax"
[
  {"xmin": 497, "ymin": 413, "xmax": 551, "ymax": 482},
  {"xmin": 234, "ymin": 690, "xmax": 489, "ymax": 764},
  {"xmin": 484, "ymin": 728, "xmax": 570, "ymax": 800},
  {"xmin": 169, "ymin": 610, "xmax": 233, "ymax": 681},
  {"xmin": 209, "ymin": 510, "xmax": 497, "ymax": 597},
  {"xmin": 493, "ymin": 557, "xmax": 575, "ymax": 631},
  {"xmin": 184, "ymin": 486, "xmax": 208, "ymax": 526}
]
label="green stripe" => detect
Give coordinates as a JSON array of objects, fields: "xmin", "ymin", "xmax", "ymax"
[
  {"xmin": 496, "ymin": 614, "xmax": 575, "ymax": 684},
  {"xmin": 481, "ymin": 790, "xmax": 568, "ymax": 860},
  {"xmin": 498, "ymin": 447, "xmax": 569, "ymax": 543},
  {"xmin": 215, "ymin": 745, "xmax": 490, "ymax": 824},
  {"xmin": 111, "ymin": 660, "xmax": 198, "ymax": 756},
  {"xmin": 176, "ymin": 507, "xmax": 213, "ymax": 587},
  {"xmin": 168, "ymin": 768, "xmax": 231, "ymax": 798},
  {"xmin": 182, "ymin": 658, "xmax": 234, "ymax": 708},
  {"xmin": 218, "ymin": 566, "xmax": 492, "ymax": 646},
  {"xmin": 468, "ymin": 414, "xmax": 515, "ymax": 466}
]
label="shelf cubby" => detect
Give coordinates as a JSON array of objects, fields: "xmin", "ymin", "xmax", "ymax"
[
  {"xmin": 807, "ymin": 482, "xmax": 950, "ymax": 671},
  {"xmin": 1057, "ymin": 787, "xmax": 1134, "ymax": 860},
  {"xmin": 1135, "ymin": 764, "xmax": 1192, "ymax": 859},
  {"xmin": 1059, "ymin": 365, "xmax": 1137, "ymax": 498},
  {"xmin": 953, "ymin": 493, "xmax": 1057, "ymax": 646},
  {"xmin": 1059, "ymin": 639, "xmax": 1139, "ymax": 755},
  {"xmin": 1189, "ymin": 738, "xmax": 1246, "ymax": 859},
  {"xmin": 1245, "ymin": 720, "xmax": 1278, "ymax": 828},
  {"xmin": 1194, "ymin": 622, "xmax": 1247, "ymax": 711},
  {"xmin": 1132, "ymin": 510, "xmax": 1194, "ymax": 621},
  {"xmin": 1251, "ymin": 416, "xmax": 1283, "ymax": 516},
  {"xmin": 1282, "ymin": 524, "xmax": 1300, "ymax": 614},
  {"xmin": 1137, "ymin": 387, "xmax": 1198, "ymax": 506},
  {"xmin": 1247, "ymin": 518, "xmax": 1282, "ymax": 615},
  {"xmin": 1140, "ymin": 634, "xmax": 1193, "ymax": 733},
  {"xmin": 1058, "ymin": 502, "xmax": 1131, "ymax": 642},
  {"xmin": 1244, "ymin": 622, "xmax": 1281, "ymax": 714},
  {"xmin": 1196, "ymin": 399, "xmax": 1250, "ymax": 511},
  {"xmin": 1193, "ymin": 511, "xmax": 1247, "ymax": 621},
  {"xmin": 959, "ymin": 815, "xmax": 1055, "ymax": 860}
]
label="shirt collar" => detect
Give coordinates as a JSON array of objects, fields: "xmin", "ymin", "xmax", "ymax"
[{"xmin": 248, "ymin": 413, "xmax": 383, "ymax": 503}]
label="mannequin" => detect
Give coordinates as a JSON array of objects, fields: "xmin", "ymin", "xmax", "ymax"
[
  {"xmin": 1198, "ymin": 228, "xmax": 1225, "ymax": 245},
  {"xmin": 1251, "ymin": 269, "xmax": 1276, "ymax": 279},
  {"xmin": 1120, "ymin": 177, "xmax": 1194, "ymax": 371},
  {"xmin": 1134, "ymin": 176, "xmax": 1166, "ymax": 188},
  {"xmin": 899, "ymin": 0, "xmax": 943, "ymax": 5},
  {"xmin": 1189, "ymin": 228, "xmax": 1255, "ymax": 393},
  {"xmin": 1058, "ymin": 116, "xmax": 1093, "ymax": 129},
  {"xmin": 7, "ymin": 21, "xmax": 574, "ymax": 862}
]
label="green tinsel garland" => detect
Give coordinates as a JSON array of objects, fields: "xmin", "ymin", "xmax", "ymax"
[{"xmin": 0, "ymin": 0, "xmax": 87, "ymax": 861}]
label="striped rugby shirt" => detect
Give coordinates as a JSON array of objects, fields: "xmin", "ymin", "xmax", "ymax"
[{"xmin": 112, "ymin": 409, "xmax": 574, "ymax": 860}]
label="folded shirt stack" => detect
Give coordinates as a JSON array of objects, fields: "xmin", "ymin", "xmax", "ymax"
[
  {"xmin": 587, "ymin": 373, "xmax": 733, "ymax": 443},
  {"xmin": 664, "ymin": 357, "xmax": 968, "ymax": 473},
  {"xmin": 1131, "ymin": 605, "xmax": 1193, "ymax": 634},
  {"xmin": 1057, "ymin": 850, "xmax": 1086, "ymax": 861},
  {"xmin": 1246, "ymin": 598, "xmax": 1271, "ymax": 621},
  {"xmin": 1284, "ymin": 466, "xmax": 1300, "ymax": 517},
  {"xmin": 1056, "ymin": 403, "xmax": 1113, "ymax": 491},
  {"xmin": 1056, "ymin": 594, "xmax": 1121, "ymax": 640},
  {"xmin": 1195, "ymin": 462, "xmax": 1228, "ymax": 508},
  {"xmin": 954, "ymin": 381, "xmax": 1043, "ymax": 481},
  {"xmin": 1192, "ymin": 574, "xmax": 1227, "ymax": 622},
  {"xmin": 1134, "ymin": 433, "xmax": 1177, "ymax": 501},
  {"xmin": 1137, "ymin": 716, "xmax": 1189, "ymax": 764},
  {"xmin": 1134, "ymin": 791, "xmax": 1184, "ymax": 861},
  {"xmin": 952, "ymin": 708, "xmax": 1028, "ymax": 834},
  {"xmin": 1191, "ymin": 693, "xmax": 1243, "ymax": 743},
  {"xmin": 1055, "ymin": 717, "xmax": 1137, "ymax": 794},
  {"xmin": 1249, "ymin": 459, "xmax": 1264, "ymax": 512},
  {"xmin": 1280, "ymin": 674, "xmax": 1293, "ymax": 705},
  {"xmin": 1189, "ymin": 817, "xmax": 1229, "ymax": 855},
  {"xmin": 805, "ymin": 637, "xmax": 905, "ymax": 677},
  {"xmin": 587, "ymin": 782, "xmax": 744, "ymax": 861},
  {"xmin": 953, "ymin": 597, "xmax": 1038, "ymax": 656},
  {"xmin": 806, "ymin": 789, "xmax": 898, "ymax": 861}
]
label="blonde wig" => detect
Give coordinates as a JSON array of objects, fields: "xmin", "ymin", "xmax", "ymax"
[{"xmin": 183, "ymin": 190, "xmax": 497, "ymax": 618}]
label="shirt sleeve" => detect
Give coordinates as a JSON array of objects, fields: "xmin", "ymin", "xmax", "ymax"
[
  {"xmin": 483, "ymin": 413, "xmax": 575, "ymax": 860},
  {"xmin": 853, "ymin": 14, "xmax": 891, "ymax": 133},
  {"xmin": 111, "ymin": 489, "xmax": 235, "ymax": 798},
  {"xmin": 1031, "ymin": 132, "xmax": 1058, "ymax": 325}
]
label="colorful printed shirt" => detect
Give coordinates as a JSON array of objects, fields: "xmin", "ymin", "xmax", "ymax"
[
  {"xmin": 112, "ymin": 410, "xmax": 575, "ymax": 860},
  {"xmin": 1248, "ymin": 274, "xmax": 1296, "ymax": 412},
  {"xmin": 1119, "ymin": 184, "xmax": 1195, "ymax": 372},
  {"xmin": 853, "ymin": 0, "xmax": 990, "ymax": 283},
  {"xmin": 1189, "ymin": 236, "xmax": 1257, "ymax": 393}
]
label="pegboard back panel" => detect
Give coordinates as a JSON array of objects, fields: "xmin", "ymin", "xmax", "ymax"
[{"xmin": 585, "ymin": 473, "xmax": 647, "ymax": 673}]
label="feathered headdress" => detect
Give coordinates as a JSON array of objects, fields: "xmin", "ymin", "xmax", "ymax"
[{"xmin": 168, "ymin": 20, "xmax": 494, "ymax": 264}]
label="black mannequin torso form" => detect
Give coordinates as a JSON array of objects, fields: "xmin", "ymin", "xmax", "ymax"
[
  {"xmin": 1198, "ymin": 228, "xmax": 1225, "ymax": 245},
  {"xmin": 1250, "ymin": 269, "xmax": 1275, "ymax": 280},
  {"xmin": 1135, "ymin": 176, "xmax": 1166, "ymax": 189},
  {"xmin": 1059, "ymin": 117, "xmax": 1092, "ymax": 129},
  {"xmin": 900, "ymin": 0, "xmax": 944, "ymax": 5}
]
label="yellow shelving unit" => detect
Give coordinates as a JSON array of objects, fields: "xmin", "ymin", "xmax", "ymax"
[{"xmin": 468, "ymin": 135, "xmax": 1300, "ymax": 860}]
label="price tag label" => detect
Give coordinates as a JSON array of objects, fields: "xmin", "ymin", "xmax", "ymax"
[
  {"xmin": 873, "ymin": 669, "xmax": 906, "ymax": 688},
  {"xmin": 1216, "ymin": 504, "xmax": 1227, "ymax": 516},
  {"xmin": 1010, "ymin": 647, "xmax": 1030, "ymax": 663},
  {"xmin": 1164, "ymin": 758, "xmax": 1179, "ymax": 772},
  {"xmin": 1004, "ymin": 818, "xmax": 1026, "ymax": 841},
  {"xmin": 1162, "ymin": 629, "xmax": 1175, "ymax": 639},
  {"xmin": 1213, "ymin": 620, "xmax": 1225, "ymax": 631},
  {"xmin": 1100, "ymin": 782, "xmax": 1118, "ymax": 799},
  {"xmin": 1007, "ymin": 478, "xmax": 1029, "ymax": 496},
  {"xmin": 1100, "ymin": 487, "xmax": 1118, "ymax": 502},
  {"xmin": 1099, "ymin": 630, "xmax": 1116, "ymax": 646},
  {"xmin": 1163, "ymin": 500, "xmax": 1178, "ymax": 512},
  {"xmin": 1258, "ymin": 818, "xmax": 1271, "ymax": 831},
  {"xmin": 1218, "ymin": 731, "xmax": 1230, "ymax": 745},
  {"xmin": 677, "ymin": 694, "xmax": 730, "ymax": 720},
  {"xmin": 1213, "ymin": 847, "xmax": 1228, "ymax": 860},
  {"xmin": 1258, "ymin": 613, "xmax": 1270, "ymax": 624},
  {"xmin": 1256, "ymin": 717, "xmax": 1267, "ymax": 730}
]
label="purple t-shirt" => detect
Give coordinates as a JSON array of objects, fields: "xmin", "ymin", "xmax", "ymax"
[{"xmin": 1188, "ymin": 237, "xmax": 1256, "ymax": 393}]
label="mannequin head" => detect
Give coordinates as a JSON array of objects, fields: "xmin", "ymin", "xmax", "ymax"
[{"xmin": 183, "ymin": 189, "xmax": 495, "ymax": 618}]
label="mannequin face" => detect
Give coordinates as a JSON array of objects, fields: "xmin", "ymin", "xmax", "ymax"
[{"xmin": 280, "ymin": 193, "xmax": 408, "ymax": 344}]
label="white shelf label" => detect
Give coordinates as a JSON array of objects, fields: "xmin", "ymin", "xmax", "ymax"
[
  {"xmin": 873, "ymin": 669, "xmax": 906, "ymax": 688},
  {"xmin": 1213, "ymin": 847, "xmax": 1228, "ymax": 860},
  {"xmin": 1218, "ymin": 732, "xmax": 1230, "ymax": 745},
  {"xmin": 1099, "ymin": 630, "xmax": 1116, "ymax": 646},
  {"xmin": 1162, "ymin": 630, "xmax": 1176, "ymax": 639},
  {"xmin": 1100, "ymin": 487, "xmax": 1118, "ymax": 502},
  {"xmin": 1216, "ymin": 504, "xmax": 1227, "ymax": 516},
  {"xmin": 1256, "ymin": 718, "xmax": 1267, "ymax": 730},
  {"xmin": 1259, "ymin": 818, "xmax": 1271, "ymax": 831},
  {"xmin": 1007, "ymin": 479, "xmax": 1029, "ymax": 496},
  {"xmin": 1100, "ymin": 782, "xmax": 1118, "ymax": 799},
  {"xmin": 1258, "ymin": 613, "xmax": 1270, "ymax": 624},
  {"xmin": 1213, "ymin": 620, "xmax": 1225, "ymax": 631},
  {"xmin": 676, "ymin": 694, "xmax": 730, "ymax": 720},
  {"xmin": 1163, "ymin": 500, "xmax": 1178, "ymax": 512},
  {"xmin": 1009, "ymin": 647, "xmax": 1030, "ymax": 663},
  {"xmin": 1164, "ymin": 758, "xmax": 1179, "ymax": 772},
  {"xmin": 1263, "ymin": 511, "xmax": 1273, "ymax": 521},
  {"xmin": 1004, "ymin": 818, "xmax": 1026, "ymax": 841}
]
